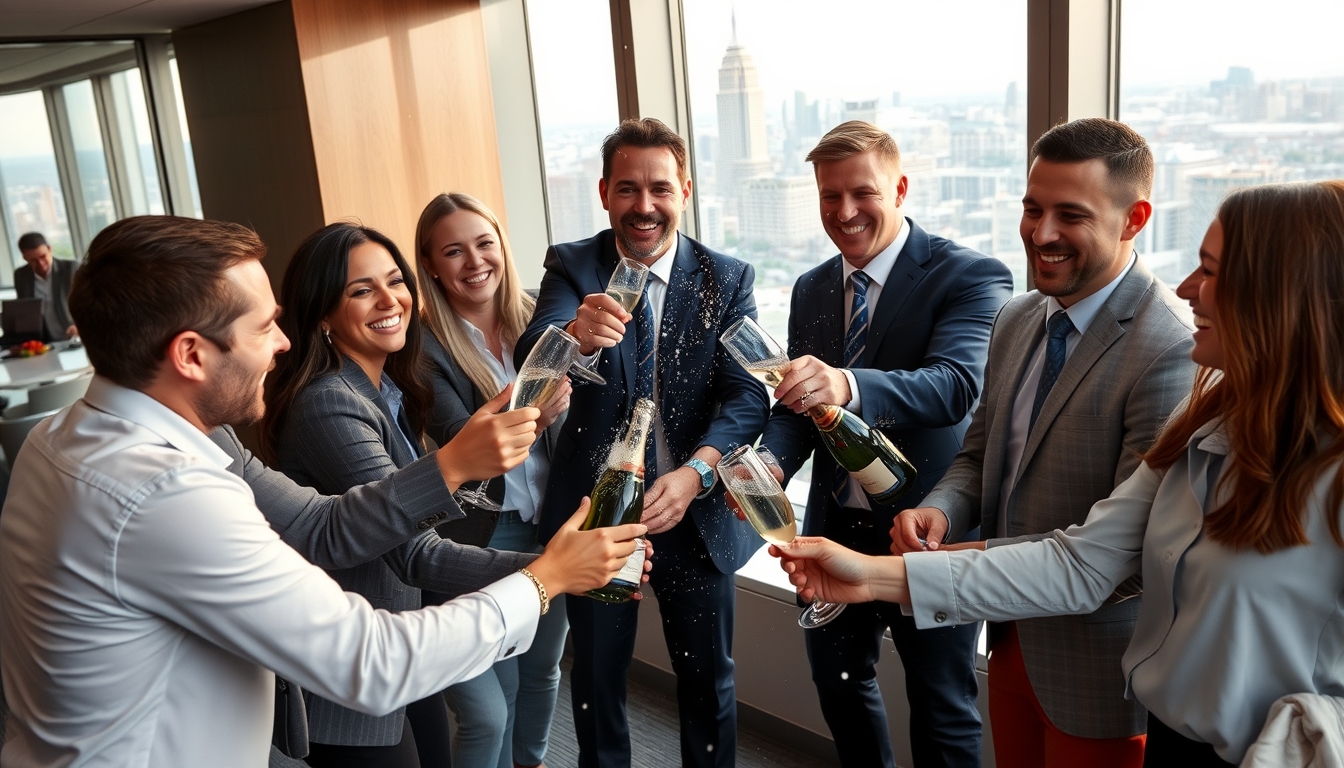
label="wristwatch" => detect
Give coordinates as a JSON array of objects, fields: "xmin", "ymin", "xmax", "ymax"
[{"xmin": 683, "ymin": 457, "xmax": 716, "ymax": 498}]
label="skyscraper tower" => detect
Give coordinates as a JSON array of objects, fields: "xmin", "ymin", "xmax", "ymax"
[{"xmin": 716, "ymin": 11, "xmax": 771, "ymax": 204}]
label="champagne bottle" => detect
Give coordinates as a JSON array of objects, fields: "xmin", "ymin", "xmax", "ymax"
[
  {"xmin": 809, "ymin": 404, "xmax": 917, "ymax": 505},
  {"xmin": 581, "ymin": 398, "xmax": 654, "ymax": 603}
]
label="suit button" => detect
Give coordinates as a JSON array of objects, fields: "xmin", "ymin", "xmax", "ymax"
[
  {"xmin": 417, "ymin": 520, "xmax": 432, "ymax": 531},
  {"xmin": 934, "ymin": 611, "xmax": 947, "ymax": 623}
]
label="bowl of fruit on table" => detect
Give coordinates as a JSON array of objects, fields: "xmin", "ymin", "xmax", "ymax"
[{"xmin": 13, "ymin": 340, "xmax": 51, "ymax": 357}]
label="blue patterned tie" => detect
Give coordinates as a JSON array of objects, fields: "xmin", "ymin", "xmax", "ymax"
[
  {"xmin": 832, "ymin": 271, "xmax": 872, "ymax": 507},
  {"xmin": 635, "ymin": 284, "xmax": 658, "ymax": 480},
  {"xmin": 844, "ymin": 271, "xmax": 870, "ymax": 367},
  {"xmin": 1030, "ymin": 310, "xmax": 1076, "ymax": 430}
]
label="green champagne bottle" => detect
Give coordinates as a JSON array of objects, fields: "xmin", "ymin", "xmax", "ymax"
[
  {"xmin": 810, "ymin": 404, "xmax": 917, "ymax": 505},
  {"xmin": 581, "ymin": 398, "xmax": 654, "ymax": 603}
]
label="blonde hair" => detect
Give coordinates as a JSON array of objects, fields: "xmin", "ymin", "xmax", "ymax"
[
  {"xmin": 806, "ymin": 120, "xmax": 902, "ymax": 176},
  {"xmin": 414, "ymin": 193, "xmax": 536, "ymax": 400}
]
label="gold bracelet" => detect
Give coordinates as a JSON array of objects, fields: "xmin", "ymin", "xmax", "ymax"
[{"xmin": 518, "ymin": 568, "xmax": 549, "ymax": 616}]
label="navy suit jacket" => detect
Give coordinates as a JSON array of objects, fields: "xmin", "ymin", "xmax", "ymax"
[
  {"xmin": 517, "ymin": 231, "xmax": 768, "ymax": 574},
  {"xmin": 761, "ymin": 219, "xmax": 1013, "ymax": 553}
]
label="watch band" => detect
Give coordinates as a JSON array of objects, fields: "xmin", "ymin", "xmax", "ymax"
[{"xmin": 683, "ymin": 457, "xmax": 716, "ymax": 498}]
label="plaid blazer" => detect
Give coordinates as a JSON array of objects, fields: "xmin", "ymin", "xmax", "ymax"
[{"xmin": 925, "ymin": 259, "xmax": 1197, "ymax": 738}]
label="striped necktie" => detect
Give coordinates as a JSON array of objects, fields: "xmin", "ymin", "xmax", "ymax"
[
  {"xmin": 832, "ymin": 270, "xmax": 871, "ymax": 507},
  {"xmin": 635, "ymin": 283, "xmax": 658, "ymax": 480}
]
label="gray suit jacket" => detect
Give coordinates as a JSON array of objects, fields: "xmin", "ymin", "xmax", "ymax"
[
  {"xmin": 15, "ymin": 259, "xmax": 77, "ymax": 341},
  {"xmin": 273, "ymin": 359, "xmax": 535, "ymax": 747},
  {"xmin": 924, "ymin": 259, "xmax": 1196, "ymax": 738}
]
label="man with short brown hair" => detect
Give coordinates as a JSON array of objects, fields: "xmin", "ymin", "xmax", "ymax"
[{"xmin": 15, "ymin": 231, "xmax": 77, "ymax": 340}]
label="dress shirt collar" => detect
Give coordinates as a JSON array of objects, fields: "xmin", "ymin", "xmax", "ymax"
[
  {"xmin": 458, "ymin": 317, "xmax": 513, "ymax": 388},
  {"xmin": 841, "ymin": 217, "xmax": 908, "ymax": 288},
  {"xmin": 82, "ymin": 375, "xmax": 232, "ymax": 469},
  {"xmin": 640, "ymin": 231, "xmax": 679, "ymax": 289},
  {"xmin": 1043, "ymin": 251, "xmax": 1137, "ymax": 338},
  {"xmin": 1191, "ymin": 418, "xmax": 1229, "ymax": 456}
]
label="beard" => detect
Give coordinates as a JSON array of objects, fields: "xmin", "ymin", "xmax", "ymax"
[
  {"xmin": 197, "ymin": 351, "xmax": 267, "ymax": 429},
  {"xmin": 615, "ymin": 211, "xmax": 672, "ymax": 261}
]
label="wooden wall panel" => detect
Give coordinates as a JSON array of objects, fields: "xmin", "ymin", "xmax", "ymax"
[{"xmin": 290, "ymin": 0, "xmax": 506, "ymax": 257}]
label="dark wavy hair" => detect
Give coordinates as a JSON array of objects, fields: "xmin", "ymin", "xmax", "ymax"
[{"xmin": 260, "ymin": 222, "xmax": 431, "ymax": 463}]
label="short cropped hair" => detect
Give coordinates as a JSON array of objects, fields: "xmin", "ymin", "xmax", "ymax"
[
  {"xmin": 68, "ymin": 216, "xmax": 264, "ymax": 390},
  {"xmin": 601, "ymin": 118, "xmax": 689, "ymax": 181},
  {"xmin": 1031, "ymin": 118, "xmax": 1154, "ymax": 201},
  {"xmin": 806, "ymin": 121, "xmax": 902, "ymax": 176},
  {"xmin": 17, "ymin": 232, "xmax": 47, "ymax": 251}
]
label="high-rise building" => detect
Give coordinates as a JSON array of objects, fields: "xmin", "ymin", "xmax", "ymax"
[
  {"xmin": 715, "ymin": 13, "xmax": 770, "ymax": 204},
  {"xmin": 738, "ymin": 176, "xmax": 820, "ymax": 247}
]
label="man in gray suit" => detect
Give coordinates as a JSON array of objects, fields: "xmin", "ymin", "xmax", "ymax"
[
  {"xmin": 892, "ymin": 118, "xmax": 1196, "ymax": 768},
  {"xmin": 16, "ymin": 231, "xmax": 78, "ymax": 341}
]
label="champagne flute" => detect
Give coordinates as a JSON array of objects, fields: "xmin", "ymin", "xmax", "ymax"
[
  {"xmin": 721, "ymin": 316, "xmax": 791, "ymax": 390},
  {"xmin": 574, "ymin": 257, "xmax": 650, "ymax": 379},
  {"xmin": 718, "ymin": 444, "xmax": 845, "ymax": 629},
  {"xmin": 454, "ymin": 326, "xmax": 581, "ymax": 511}
]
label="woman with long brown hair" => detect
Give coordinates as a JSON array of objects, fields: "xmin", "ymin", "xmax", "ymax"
[
  {"xmin": 772, "ymin": 180, "xmax": 1344, "ymax": 767},
  {"xmin": 414, "ymin": 193, "xmax": 570, "ymax": 768}
]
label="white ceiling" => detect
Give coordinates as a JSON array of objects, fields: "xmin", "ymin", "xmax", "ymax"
[{"xmin": 0, "ymin": 0, "xmax": 277, "ymax": 38}]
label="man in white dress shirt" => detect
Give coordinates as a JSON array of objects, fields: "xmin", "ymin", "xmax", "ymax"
[{"xmin": 0, "ymin": 215, "xmax": 646, "ymax": 768}]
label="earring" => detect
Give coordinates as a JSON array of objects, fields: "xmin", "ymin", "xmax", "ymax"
[{"xmin": 322, "ymin": 327, "xmax": 331, "ymax": 344}]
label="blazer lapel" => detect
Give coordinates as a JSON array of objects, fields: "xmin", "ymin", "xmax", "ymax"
[
  {"xmin": 658, "ymin": 237, "xmax": 704, "ymax": 413},
  {"xmin": 864, "ymin": 219, "xmax": 931, "ymax": 367},
  {"xmin": 1015, "ymin": 263, "xmax": 1153, "ymax": 480},
  {"xmin": 341, "ymin": 360, "xmax": 423, "ymax": 464},
  {"xmin": 979, "ymin": 295, "xmax": 1047, "ymax": 525},
  {"xmin": 817, "ymin": 258, "xmax": 846, "ymax": 367},
  {"xmin": 595, "ymin": 234, "xmax": 642, "ymax": 402}
]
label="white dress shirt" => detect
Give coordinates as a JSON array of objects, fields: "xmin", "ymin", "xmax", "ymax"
[
  {"xmin": 994, "ymin": 253, "xmax": 1137, "ymax": 537},
  {"xmin": 906, "ymin": 420, "xmax": 1344, "ymax": 763},
  {"xmin": 836, "ymin": 219, "xmax": 910, "ymax": 510},
  {"xmin": 459, "ymin": 318, "xmax": 552, "ymax": 521},
  {"xmin": 0, "ymin": 377, "xmax": 540, "ymax": 768}
]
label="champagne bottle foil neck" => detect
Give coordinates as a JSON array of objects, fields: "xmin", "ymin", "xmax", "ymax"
[{"xmin": 809, "ymin": 404, "xmax": 842, "ymax": 431}]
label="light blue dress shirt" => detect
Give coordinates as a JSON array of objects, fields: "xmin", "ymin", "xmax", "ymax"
[{"xmin": 905, "ymin": 419, "xmax": 1344, "ymax": 763}]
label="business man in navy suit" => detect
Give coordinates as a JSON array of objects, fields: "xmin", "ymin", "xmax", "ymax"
[
  {"xmin": 760, "ymin": 122, "xmax": 1013, "ymax": 768},
  {"xmin": 517, "ymin": 118, "xmax": 768, "ymax": 768}
]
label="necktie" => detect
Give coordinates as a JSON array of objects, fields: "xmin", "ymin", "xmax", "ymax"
[
  {"xmin": 832, "ymin": 271, "xmax": 871, "ymax": 507},
  {"xmin": 1030, "ymin": 310, "xmax": 1076, "ymax": 430},
  {"xmin": 635, "ymin": 283, "xmax": 658, "ymax": 481}
]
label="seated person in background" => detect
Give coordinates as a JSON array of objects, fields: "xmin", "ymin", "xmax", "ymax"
[
  {"xmin": 16, "ymin": 231, "xmax": 78, "ymax": 340},
  {"xmin": 415, "ymin": 192, "xmax": 572, "ymax": 768},
  {"xmin": 0, "ymin": 215, "xmax": 646, "ymax": 768},
  {"xmin": 774, "ymin": 180, "xmax": 1344, "ymax": 768}
]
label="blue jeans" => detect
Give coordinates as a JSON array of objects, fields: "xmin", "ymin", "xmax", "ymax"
[{"xmin": 444, "ymin": 511, "xmax": 569, "ymax": 768}]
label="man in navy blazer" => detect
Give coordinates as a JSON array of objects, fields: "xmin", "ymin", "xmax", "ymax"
[
  {"xmin": 517, "ymin": 118, "xmax": 768, "ymax": 768},
  {"xmin": 760, "ymin": 122, "xmax": 1013, "ymax": 767}
]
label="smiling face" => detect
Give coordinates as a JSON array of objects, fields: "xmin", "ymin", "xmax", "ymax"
[
  {"xmin": 423, "ymin": 209, "xmax": 504, "ymax": 319},
  {"xmin": 1177, "ymin": 219, "xmax": 1225, "ymax": 370},
  {"xmin": 815, "ymin": 151, "xmax": 908, "ymax": 268},
  {"xmin": 199, "ymin": 259, "xmax": 291, "ymax": 427},
  {"xmin": 1020, "ymin": 158, "xmax": 1150, "ymax": 307},
  {"xmin": 599, "ymin": 145, "xmax": 691, "ymax": 263},
  {"xmin": 323, "ymin": 241, "xmax": 413, "ymax": 378}
]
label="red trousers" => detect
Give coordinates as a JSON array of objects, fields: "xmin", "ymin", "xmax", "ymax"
[{"xmin": 988, "ymin": 623, "xmax": 1146, "ymax": 768}]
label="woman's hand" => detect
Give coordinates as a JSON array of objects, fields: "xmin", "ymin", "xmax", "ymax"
[
  {"xmin": 535, "ymin": 377, "xmax": 572, "ymax": 437},
  {"xmin": 435, "ymin": 385, "xmax": 539, "ymax": 491},
  {"xmin": 527, "ymin": 499, "xmax": 650, "ymax": 596},
  {"xmin": 771, "ymin": 536, "xmax": 910, "ymax": 605}
]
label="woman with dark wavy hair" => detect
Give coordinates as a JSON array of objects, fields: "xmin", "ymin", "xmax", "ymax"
[
  {"xmin": 261, "ymin": 222, "xmax": 543, "ymax": 768},
  {"xmin": 773, "ymin": 180, "xmax": 1344, "ymax": 768}
]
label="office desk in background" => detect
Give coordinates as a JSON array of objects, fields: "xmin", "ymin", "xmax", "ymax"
[{"xmin": 0, "ymin": 343, "xmax": 92, "ymax": 390}]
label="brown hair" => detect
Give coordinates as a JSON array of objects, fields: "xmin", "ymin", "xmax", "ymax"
[
  {"xmin": 68, "ymin": 215, "xmax": 262, "ymax": 390},
  {"xmin": 806, "ymin": 121, "xmax": 902, "ymax": 176},
  {"xmin": 414, "ymin": 193, "xmax": 535, "ymax": 401},
  {"xmin": 1031, "ymin": 118, "xmax": 1154, "ymax": 202},
  {"xmin": 260, "ymin": 223, "xmax": 432, "ymax": 463},
  {"xmin": 1144, "ymin": 180, "xmax": 1344, "ymax": 552},
  {"xmin": 601, "ymin": 118, "xmax": 689, "ymax": 181}
]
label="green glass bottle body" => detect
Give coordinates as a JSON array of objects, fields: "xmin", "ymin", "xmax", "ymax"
[
  {"xmin": 581, "ymin": 399, "xmax": 654, "ymax": 602},
  {"xmin": 810, "ymin": 404, "xmax": 917, "ymax": 505}
]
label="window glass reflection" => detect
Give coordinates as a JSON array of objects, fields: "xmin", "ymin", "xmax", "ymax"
[{"xmin": 0, "ymin": 91, "xmax": 75, "ymax": 278}]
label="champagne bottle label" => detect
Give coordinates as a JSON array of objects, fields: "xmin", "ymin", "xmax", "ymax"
[
  {"xmin": 614, "ymin": 538, "xmax": 646, "ymax": 585},
  {"xmin": 851, "ymin": 458, "xmax": 900, "ymax": 496}
]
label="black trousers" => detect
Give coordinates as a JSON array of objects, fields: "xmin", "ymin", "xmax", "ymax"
[
  {"xmin": 1143, "ymin": 713, "xmax": 1236, "ymax": 768},
  {"xmin": 809, "ymin": 504, "xmax": 982, "ymax": 768},
  {"xmin": 566, "ymin": 519, "xmax": 737, "ymax": 768}
]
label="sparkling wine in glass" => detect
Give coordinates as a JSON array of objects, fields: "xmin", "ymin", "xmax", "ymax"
[
  {"xmin": 575, "ymin": 257, "xmax": 650, "ymax": 379},
  {"xmin": 718, "ymin": 444, "xmax": 844, "ymax": 629},
  {"xmin": 455, "ymin": 326, "xmax": 580, "ymax": 511}
]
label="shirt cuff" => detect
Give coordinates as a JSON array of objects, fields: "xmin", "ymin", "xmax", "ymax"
[
  {"xmin": 476, "ymin": 572, "xmax": 543, "ymax": 661},
  {"xmin": 903, "ymin": 551, "xmax": 961, "ymax": 629},
  {"xmin": 842, "ymin": 369, "xmax": 861, "ymax": 414}
]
